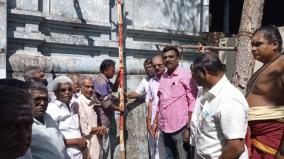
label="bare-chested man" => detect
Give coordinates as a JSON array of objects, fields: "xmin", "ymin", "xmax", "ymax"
[{"xmin": 246, "ymin": 25, "xmax": 284, "ymax": 159}]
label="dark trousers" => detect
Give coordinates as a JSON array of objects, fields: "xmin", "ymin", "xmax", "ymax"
[{"xmin": 158, "ymin": 127, "xmax": 194, "ymax": 159}]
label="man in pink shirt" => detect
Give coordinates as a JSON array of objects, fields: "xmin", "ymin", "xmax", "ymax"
[{"xmin": 153, "ymin": 46, "xmax": 197, "ymax": 159}]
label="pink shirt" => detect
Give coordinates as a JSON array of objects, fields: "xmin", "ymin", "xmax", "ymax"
[{"xmin": 158, "ymin": 65, "xmax": 197, "ymax": 133}]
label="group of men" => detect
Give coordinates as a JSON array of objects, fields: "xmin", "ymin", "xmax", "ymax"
[
  {"xmin": 0, "ymin": 59, "xmax": 123, "ymax": 159},
  {"xmin": 126, "ymin": 25, "xmax": 284, "ymax": 159},
  {"xmin": 0, "ymin": 25, "xmax": 284, "ymax": 159}
]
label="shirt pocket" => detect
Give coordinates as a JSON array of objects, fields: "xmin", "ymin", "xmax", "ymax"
[
  {"xmin": 200, "ymin": 111, "xmax": 216, "ymax": 133},
  {"xmin": 170, "ymin": 80, "xmax": 186, "ymax": 98}
]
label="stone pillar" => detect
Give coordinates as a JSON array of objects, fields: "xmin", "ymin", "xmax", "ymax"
[
  {"xmin": 201, "ymin": 0, "xmax": 209, "ymax": 32},
  {"xmin": 0, "ymin": 0, "xmax": 6, "ymax": 78}
]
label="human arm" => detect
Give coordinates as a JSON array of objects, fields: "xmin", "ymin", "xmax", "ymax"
[
  {"xmin": 110, "ymin": 104, "xmax": 124, "ymax": 112},
  {"xmin": 76, "ymin": 101, "xmax": 107, "ymax": 136},
  {"xmin": 98, "ymin": 92, "xmax": 124, "ymax": 112},
  {"xmin": 219, "ymin": 98, "xmax": 248, "ymax": 159},
  {"xmin": 112, "ymin": 71, "xmax": 120, "ymax": 92},
  {"xmin": 125, "ymin": 92, "xmax": 141, "ymax": 99},
  {"xmin": 182, "ymin": 111, "xmax": 192, "ymax": 143},
  {"xmin": 147, "ymin": 100, "xmax": 153, "ymax": 135},
  {"xmin": 219, "ymin": 139, "xmax": 245, "ymax": 159},
  {"xmin": 64, "ymin": 138, "xmax": 87, "ymax": 151},
  {"xmin": 151, "ymin": 111, "xmax": 159, "ymax": 138},
  {"xmin": 126, "ymin": 79, "xmax": 146, "ymax": 99},
  {"xmin": 91, "ymin": 126, "xmax": 107, "ymax": 135},
  {"xmin": 278, "ymin": 64, "xmax": 284, "ymax": 159},
  {"xmin": 181, "ymin": 74, "xmax": 198, "ymax": 143}
]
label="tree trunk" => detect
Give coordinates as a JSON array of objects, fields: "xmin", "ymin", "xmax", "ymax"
[{"xmin": 232, "ymin": 0, "xmax": 265, "ymax": 94}]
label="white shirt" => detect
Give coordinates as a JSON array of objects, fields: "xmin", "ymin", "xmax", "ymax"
[
  {"xmin": 147, "ymin": 76, "xmax": 160, "ymax": 124},
  {"xmin": 135, "ymin": 78, "xmax": 150, "ymax": 104},
  {"xmin": 17, "ymin": 149, "xmax": 33, "ymax": 159},
  {"xmin": 30, "ymin": 113, "xmax": 67, "ymax": 159},
  {"xmin": 75, "ymin": 94, "xmax": 101, "ymax": 159},
  {"xmin": 191, "ymin": 75, "xmax": 249, "ymax": 159},
  {"xmin": 46, "ymin": 100, "xmax": 83, "ymax": 159}
]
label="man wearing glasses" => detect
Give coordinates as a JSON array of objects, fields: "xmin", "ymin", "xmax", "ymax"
[
  {"xmin": 47, "ymin": 76, "xmax": 87, "ymax": 159},
  {"xmin": 27, "ymin": 80, "xmax": 67, "ymax": 159}
]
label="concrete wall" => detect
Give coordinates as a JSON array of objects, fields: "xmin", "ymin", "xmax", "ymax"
[
  {"xmin": 0, "ymin": 0, "xmax": 6, "ymax": 78},
  {"xmin": 5, "ymin": 0, "xmax": 209, "ymax": 158}
]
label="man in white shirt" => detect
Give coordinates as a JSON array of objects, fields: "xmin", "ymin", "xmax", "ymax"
[
  {"xmin": 190, "ymin": 52, "xmax": 249, "ymax": 159},
  {"xmin": 74, "ymin": 75, "xmax": 107, "ymax": 159},
  {"xmin": 126, "ymin": 58, "xmax": 155, "ymax": 115},
  {"xmin": 47, "ymin": 76, "xmax": 87, "ymax": 159},
  {"xmin": 147, "ymin": 55, "xmax": 165, "ymax": 159},
  {"xmin": 27, "ymin": 80, "xmax": 67, "ymax": 159}
]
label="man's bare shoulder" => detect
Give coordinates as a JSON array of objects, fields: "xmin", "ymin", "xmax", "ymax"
[
  {"xmin": 268, "ymin": 55, "xmax": 284, "ymax": 72},
  {"xmin": 279, "ymin": 55, "xmax": 284, "ymax": 66}
]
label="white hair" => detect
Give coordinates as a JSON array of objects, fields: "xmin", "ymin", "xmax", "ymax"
[
  {"xmin": 79, "ymin": 75, "xmax": 93, "ymax": 87},
  {"xmin": 52, "ymin": 76, "xmax": 73, "ymax": 92}
]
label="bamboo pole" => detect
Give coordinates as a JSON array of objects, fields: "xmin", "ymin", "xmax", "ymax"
[
  {"xmin": 117, "ymin": 0, "xmax": 126, "ymax": 158},
  {"xmin": 156, "ymin": 44, "xmax": 236, "ymax": 52}
]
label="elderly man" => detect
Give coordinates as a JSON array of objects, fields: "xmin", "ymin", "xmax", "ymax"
[
  {"xmin": 24, "ymin": 67, "xmax": 48, "ymax": 86},
  {"xmin": 27, "ymin": 80, "xmax": 67, "ymax": 159},
  {"xmin": 152, "ymin": 46, "xmax": 198, "ymax": 159},
  {"xmin": 0, "ymin": 79, "xmax": 34, "ymax": 159},
  {"xmin": 246, "ymin": 25, "xmax": 284, "ymax": 159},
  {"xmin": 67, "ymin": 73, "xmax": 81, "ymax": 99},
  {"xmin": 190, "ymin": 52, "xmax": 248, "ymax": 159},
  {"xmin": 46, "ymin": 76, "xmax": 87, "ymax": 159},
  {"xmin": 147, "ymin": 54, "xmax": 165, "ymax": 159},
  {"xmin": 94, "ymin": 59, "xmax": 124, "ymax": 159},
  {"xmin": 73, "ymin": 75, "xmax": 107, "ymax": 159}
]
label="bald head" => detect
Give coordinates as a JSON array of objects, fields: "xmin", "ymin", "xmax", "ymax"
[{"xmin": 152, "ymin": 54, "xmax": 165, "ymax": 77}]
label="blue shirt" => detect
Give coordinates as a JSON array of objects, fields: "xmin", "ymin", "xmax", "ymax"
[{"xmin": 94, "ymin": 73, "xmax": 114, "ymax": 127}]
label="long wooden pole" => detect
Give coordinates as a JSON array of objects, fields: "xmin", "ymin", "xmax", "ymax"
[
  {"xmin": 117, "ymin": 0, "xmax": 126, "ymax": 158},
  {"xmin": 156, "ymin": 44, "xmax": 236, "ymax": 52}
]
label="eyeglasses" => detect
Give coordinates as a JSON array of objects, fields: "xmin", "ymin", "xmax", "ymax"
[
  {"xmin": 32, "ymin": 96, "xmax": 49, "ymax": 104},
  {"xmin": 153, "ymin": 64, "xmax": 163, "ymax": 68}
]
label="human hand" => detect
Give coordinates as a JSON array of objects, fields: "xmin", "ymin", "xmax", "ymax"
[
  {"xmin": 119, "ymin": 105, "xmax": 125, "ymax": 112},
  {"xmin": 93, "ymin": 126, "xmax": 107, "ymax": 136},
  {"xmin": 147, "ymin": 122, "xmax": 152, "ymax": 134},
  {"xmin": 151, "ymin": 123, "xmax": 158, "ymax": 138},
  {"xmin": 182, "ymin": 129, "xmax": 190, "ymax": 143}
]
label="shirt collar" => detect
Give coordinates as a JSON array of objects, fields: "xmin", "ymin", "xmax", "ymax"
[
  {"xmin": 73, "ymin": 91, "xmax": 81, "ymax": 98},
  {"xmin": 99, "ymin": 73, "xmax": 110, "ymax": 82},
  {"xmin": 208, "ymin": 75, "xmax": 228, "ymax": 98},
  {"xmin": 165, "ymin": 65, "xmax": 181, "ymax": 77},
  {"xmin": 54, "ymin": 99, "xmax": 69, "ymax": 108},
  {"xmin": 79, "ymin": 94, "xmax": 93, "ymax": 106},
  {"xmin": 33, "ymin": 113, "xmax": 47, "ymax": 125},
  {"xmin": 152, "ymin": 75, "xmax": 160, "ymax": 81}
]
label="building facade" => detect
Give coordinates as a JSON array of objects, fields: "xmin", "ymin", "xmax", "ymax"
[{"xmin": 0, "ymin": 0, "xmax": 209, "ymax": 158}]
